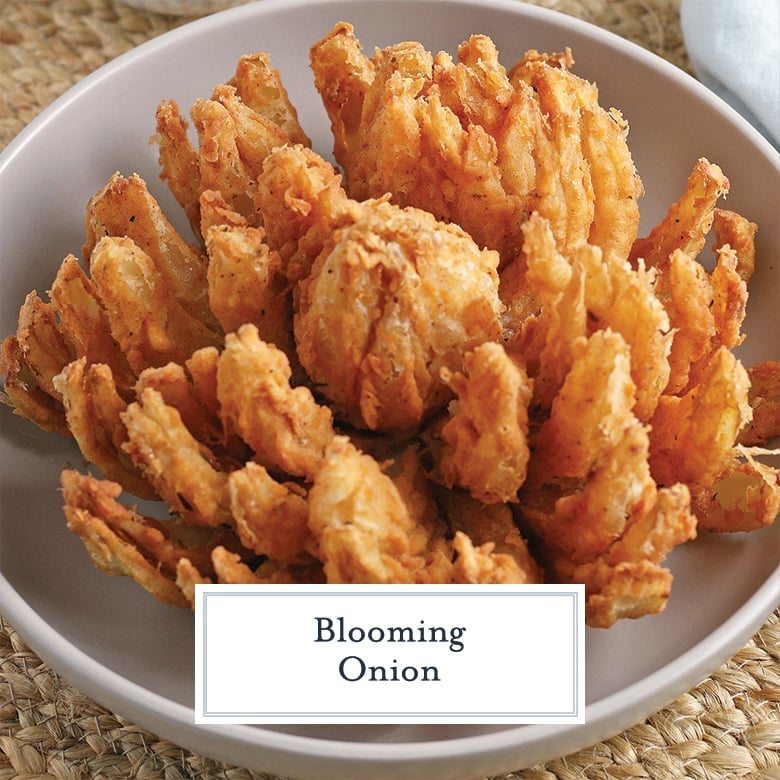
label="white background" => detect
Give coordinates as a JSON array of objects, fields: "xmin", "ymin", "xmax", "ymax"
[{"xmin": 195, "ymin": 584, "xmax": 584, "ymax": 725}]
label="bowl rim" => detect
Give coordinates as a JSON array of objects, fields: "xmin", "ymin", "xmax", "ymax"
[{"xmin": 1, "ymin": 0, "xmax": 778, "ymax": 775}]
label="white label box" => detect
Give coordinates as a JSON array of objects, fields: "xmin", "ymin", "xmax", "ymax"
[{"xmin": 195, "ymin": 584, "xmax": 585, "ymax": 725}]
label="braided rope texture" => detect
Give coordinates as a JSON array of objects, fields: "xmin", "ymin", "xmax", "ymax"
[{"xmin": 0, "ymin": 0, "xmax": 777, "ymax": 777}]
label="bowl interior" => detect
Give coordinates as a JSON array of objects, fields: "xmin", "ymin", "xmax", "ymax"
[{"xmin": 1, "ymin": 1, "xmax": 778, "ymax": 777}]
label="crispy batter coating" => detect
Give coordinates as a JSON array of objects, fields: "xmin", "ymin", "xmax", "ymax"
[
  {"xmin": 545, "ymin": 423, "xmax": 658, "ymax": 563},
  {"xmin": 295, "ymin": 192, "xmax": 503, "ymax": 432},
  {"xmin": 433, "ymin": 342, "xmax": 533, "ymax": 504},
  {"xmin": 388, "ymin": 445, "xmax": 455, "ymax": 583},
  {"xmin": 2, "ymin": 31, "xmax": 776, "ymax": 630},
  {"xmin": 709, "ymin": 246, "xmax": 747, "ymax": 352},
  {"xmin": 155, "ymin": 52, "xmax": 310, "ymax": 237},
  {"xmin": 54, "ymin": 359, "xmax": 155, "ymax": 499},
  {"xmin": 451, "ymin": 531, "xmax": 533, "ymax": 584},
  {"xmin": 650, "ymin": 240, "xmax": 746, "ymax": 397},
  {"xmin": 154, "ymin": 99, "xmax": 203, "ymax": 238},
  {"xmin": 190, "ymin": 94, "xmax": 260, "ymax": 223},
  {"xmin": 602, "ymin": 482, "xmax": 696, "ymax": 568},
  {"xmin": 0, "ymin": 289, "xmax": 78, "ymax": 432},
  {"xmin": 211, "ymin": 546, "xmax": 265, "ymax": 584},
  {"xmin": 509, "ymin": 48, "xmax": 642, "ymax": 263},
  {"xmin": 61, "ymin": 470, "xmax": 237, "ymax": 607},
  {"xmin": 309, "ymin": 21, "xmax": 375, "ymax": 166},
  {"xmin": 201, "ymin": 191, "xmax": 295, "ymax": 358},
  {"xmin": 712, "ymin": 208, "xmax": 758, "ymax": 283},
  {"xmin": 437, "ymin": 490, "xmax": 542, "ymax": 584},
  {"xmin": 529, "ymin": 329, "xmax": 638, "ymax": 489},
  {"xmin": 199, "ymin": 187, "xmax": 250, "ymax": 233},
  {"xmin": 176, "ymin": 548, "xmax": 325, "ymax": 609},
  {"xmin": 504, "ymin": 213, "xmax": 672, "ymax": 422},
  {"xmin": 653, "ymin": 249, "xmax": 720, "ymax": 395},
  {"xmin": 647, "ymin": 240, "xmax": 747, "ymax": 404},
  {"xmin": 308, "ymin": 435, "xmax": 436, "ymax": 583},
  {"xmin": 570, "ymin": 560, "xmax": 673, "ymax": 628},
  {"xmin": 83, "ymin": 173, "xmax": 217, "ymax": 330},
  {"xmin": 502, "ymin": 213, "xmax": 582, "ymax": 397},
  {"xmin": 135, "ymin": 361, "xmax": 219, "ymax": 447},
  {"xmin": 556, "ymin": 478, "xmax": 697, "ymax": 625},
  {"xmin": 184, "ymin": 346, "xmax": 222, "ymax": 420},
  {"xmin": 630, "ymin": 158, "xmax": 729, "ymax": 268},
  {"xmin": 649, "ymin": 346, "xmax": 752, "ymax": 489},
  {"xmin": 89, "ymin": 236, "xmax": 222, "ymax": 374},
  {"xmin": 14, "ymin": 291, "xmax": 74, "ymax": 401},
  {"xmin": 228, "ymin": 461, "xmax": 316, "ymax": 559},
  {"xmin": 540, "ymin": 483, "xmax": 694, "ymax": 625},
  {"xmin": 217, "ymin": 323, "xmax": 335, "ymax": 479},
  {"xmin": 690, "ymin": 447, "xmax": 780, "ymax": 532},
  {"xmin": 122, "ymin": 387, "xmax": 233, "ymax": 527},
  {"xmin": 739, "ymin": 361, "xmax": 780, "ymax": 447},
  {"xmin": 573, "ymin": 245, "xmax": 671, "ymax": 422},
  {"xmin": 515, "ymin": 326, "xmax": 697, "ymax": 625},
  {"xmin": 2, "ymin": 173, "xmax": 234, "ymax": 438},
  {"xmin": 190, "ymin": 84, "xmax": 291, "ymax": 226},
  {"xmin": 210, "ymin": 83, "xmax": 290, "ymax": 184},
  {"xmin": 311, "ymin": 24, "xmax": 642, "ymax": 266},
  {"xmin": 175, "ymin": 557, "xmax": 210, "ymax": 607},
  {"xmin": 135, "ymin": 357, "xmax": 250, "ymax": 469},
  {"xmin": 0, "ymin": 335, "xmax": 69, "ymax": 435},
  {"xmin": 49, "ymin": 255, "xmax": 136, "ymax": 395},
  {"xmin": 254, "ymin": 144, "xmax": 361, "ymax": 282},
  {"xmin": 524, "ymin": 329, "xmax": 668, "ymax": 563},
  {"xmin": 230, "ymin": 52, "xmax": 311, "ymax": 147}
]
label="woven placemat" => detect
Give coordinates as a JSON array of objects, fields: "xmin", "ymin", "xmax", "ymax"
[
  {"xmin": 0, "ymin": 610, "xmax": 777, "ymax": 779},
  {"xmin": 0, "ymin": 0, "xmax": 778, "ymax": 778}
]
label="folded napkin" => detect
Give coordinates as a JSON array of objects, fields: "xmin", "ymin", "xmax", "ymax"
[{"xmin": 681, "ymin": 0, "xmax": 780, "ymax": 148}]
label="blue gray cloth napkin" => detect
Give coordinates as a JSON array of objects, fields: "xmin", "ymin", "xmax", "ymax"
[{"xmin": 680, "ymin": 0, "xmax": 780, "ymax": 148}]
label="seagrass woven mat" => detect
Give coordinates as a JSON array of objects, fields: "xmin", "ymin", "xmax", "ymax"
[{"xmin": 1, "ymin": 0, "xmax": 779, "ymax": 777}]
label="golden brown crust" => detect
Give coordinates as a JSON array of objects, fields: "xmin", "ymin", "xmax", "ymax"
[
  {"xmin": 434, "ymin": 342, "xmax": 533, "ymax": 504},
  {"xmin": 294, "ymin": 194, "xmax": 503, "ymax": 432},
  {"xmin": 739, "ymin": 361, "xmax": 780, "ymax": 447},
  {"xmin": 0, "ymin": 29, "xmax": 773, "ymax": 628},
  {"xmin": 311, "ymin": 27, "xmax": 643, "ymax": 267}
]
